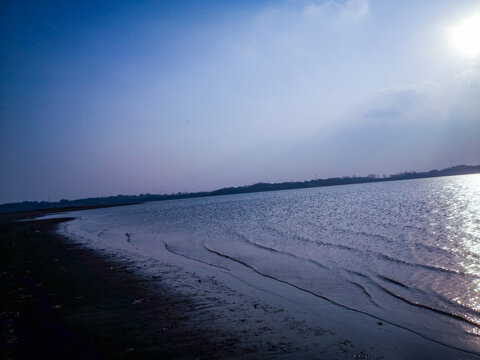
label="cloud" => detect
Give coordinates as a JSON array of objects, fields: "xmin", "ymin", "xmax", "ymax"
[
  {"xmin": 454, "ymin": 67, "xmax": 480, "ymax": 90},
  {"xmin": 361, "ymin": 83, "xmax": 442, "ymax": 122},
  {"xmin": 303, "ymin": 0, "xmax": 369, "ymax": 21}
]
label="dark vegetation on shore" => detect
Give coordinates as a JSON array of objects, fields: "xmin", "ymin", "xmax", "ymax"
[{"xmin": 2, "ymin": 164, "xmax": 479, "ymax": 213}]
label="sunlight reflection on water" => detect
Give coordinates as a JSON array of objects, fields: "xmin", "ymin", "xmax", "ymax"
[{"xmin": 452, "ymin": 175, "xmax": 480, "ymax": 330}]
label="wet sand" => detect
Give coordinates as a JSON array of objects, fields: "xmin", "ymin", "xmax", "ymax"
[{"xmin": 1, "ymin": 212, "xmax": 228, "ymax": 359}]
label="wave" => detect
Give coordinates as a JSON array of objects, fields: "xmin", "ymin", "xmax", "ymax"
[
  {"xmin": 377, "ymin": 253, "xmax": 465, "ymax": 276},
  {"xmin": 260, "ymin": 224, "xmax": 361, "ymax": 253},
  {"xmin": 377, "ymin": 275, "xmax": 410, "ymax": 289},
  {"xmin": 258, "ymin": 225, "xmax": 468, "ymax": 279},
  {"xmin": 350, "ymin": 281, "xmax": 382, "ymax": 308},
  {"xmin": 263, "ymin": 222, "xmax": 478, "ymax": 274},
  {"xmin": 203, "ymin": 245, "xmax": 480, "ymax": 358},
  {"xmin": 230, "ymin": 229, "xmax": 479, "ymax": 321},
  {"xmin": 228, "ymin": 230, "xmax": 330, "ymax": 270},
  {"xmin": 226, "ymin": 228, "xmax": 480, "ymax": 334},
  {"xmin": 378, "ymin": 285, "xmax": 480, "ymax": 329},
  {"xmin": 349, "ymin": 270, "xmax": 478, "ymax": 322},
  {"xmin": 338, "ymin": 228, "xmax": 396, "ymax": 245},
  {"xmin": 345, "ymin": 271, "xmax": 480, "ymax": 328},
  {"xmin": 164, "ymin": 243, "xmax": 230, "ymax": 271},
  {"xmin": 377, "ymin": 274, "xmax": 480, "ymax": 317}
]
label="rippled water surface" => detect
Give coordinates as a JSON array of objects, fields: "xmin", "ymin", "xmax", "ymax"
[{"xmin": 60, "ymin": 174, "xmax": 480, "ymax": 354}]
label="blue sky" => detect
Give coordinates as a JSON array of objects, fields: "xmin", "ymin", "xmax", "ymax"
[{"xmin": 1, "ymin": 0, "xmax": 479, "ymax": 202}]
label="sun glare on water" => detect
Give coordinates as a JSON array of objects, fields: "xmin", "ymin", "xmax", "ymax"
[{"xmin": 449, "ymin": 12, "xmax": 480, "ymax": 58}]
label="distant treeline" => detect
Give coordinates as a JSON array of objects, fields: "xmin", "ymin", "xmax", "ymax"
[{"xmin": 1, "ymin": 164, "xmax": 479, "ymax": 213}]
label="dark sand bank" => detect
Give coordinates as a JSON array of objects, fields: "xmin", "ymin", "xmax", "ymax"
[{"xmin": 0, "ymin": 210, "xmax": 247, "ymax": 359}]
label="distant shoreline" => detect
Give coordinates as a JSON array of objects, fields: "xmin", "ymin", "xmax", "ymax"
[{"xmin": 2, "ymin": 164, "xmax": 479, "ymax": 213}]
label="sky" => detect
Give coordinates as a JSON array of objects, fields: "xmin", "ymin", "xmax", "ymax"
[{"xmin": 1, "ymin": 0, "xmax": 479, "ymax": 203}]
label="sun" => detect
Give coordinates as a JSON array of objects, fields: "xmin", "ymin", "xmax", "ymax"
[{"xmin": 449, "ymin": 12, "xmax": 480, "ymax": 58}]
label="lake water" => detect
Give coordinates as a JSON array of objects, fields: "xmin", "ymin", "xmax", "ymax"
[{"xmin": 53, "ymin": 174, "xmax": 480, "ymax": 355}]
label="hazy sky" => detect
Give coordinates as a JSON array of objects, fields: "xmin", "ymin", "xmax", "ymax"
[{"xmin": 1, "ymin": 0, "xmax": 479, "ymax": 203}]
